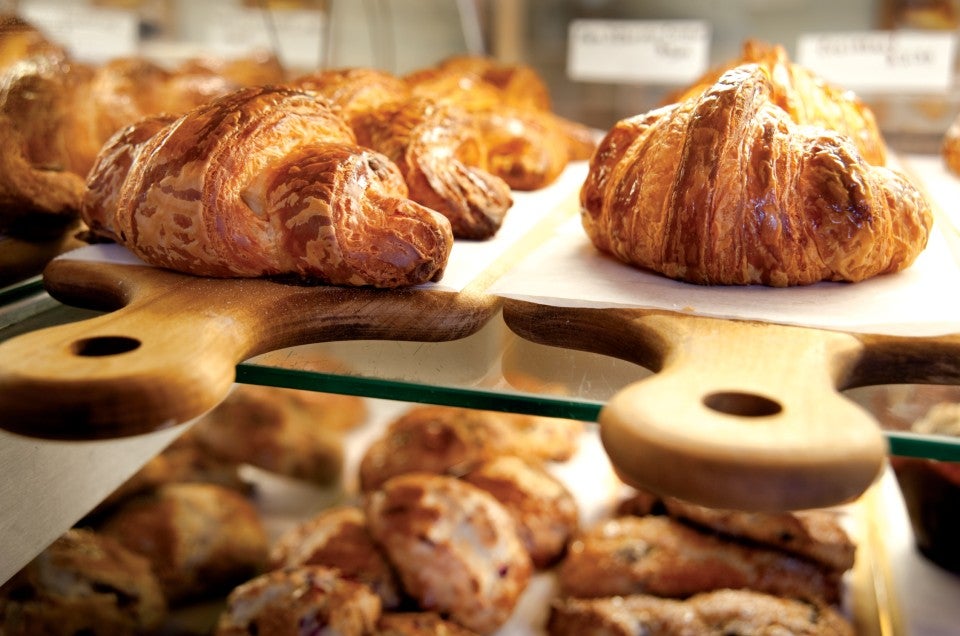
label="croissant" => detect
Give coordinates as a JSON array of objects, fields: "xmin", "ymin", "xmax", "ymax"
[
  {"xmin": 406, "ymin": 56, "xmax": 597, "ymax": 189},
  {"xmin": 582, "ymin": 64, "xmax": 933, "ymax": 287},
  {"xmin": 0, "ymin": 50, "xmax": 276, "ymax": 221},
  {"xmin": 352, "ymin": 96, "xmax": 512, "ymax": 240},
  {"xmin": 0, "ymin": 14, "xmax": 66, "ymax": 72},
  {"xmin": 81, "ymin": 86, "xmax": 453, "ymax": 288},
  {"xmin": 288, "ymin": 67, "xmax": 410, "ymax": 128},
  {"xmin": 668, "ymin": 40, "xmax": 888, "ymax": 166}
]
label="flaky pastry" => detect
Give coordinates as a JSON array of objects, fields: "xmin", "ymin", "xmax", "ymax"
[
  {"xmin": 582, "ymin": 64, "xmax": 932, "ymax": 286},
  {"xmin": 82, "ymin": 86, "xmax": 453, "ymax": 287}
]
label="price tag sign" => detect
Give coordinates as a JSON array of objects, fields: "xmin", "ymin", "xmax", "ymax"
[
  {"xmin": 20, "ymin": 2, "xmax": 137, "ymax": 63},
  {"xmin": 567, "ymin": 19, "xmax": 710, "ymax": 84},
  {"xmin": 797, "ymin": 31, "xmax": 957, "ymax": 93}
]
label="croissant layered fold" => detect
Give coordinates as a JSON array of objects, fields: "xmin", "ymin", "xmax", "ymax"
[
  {"xmin": 668, "ymin": 40, "xmax": 888, "ymax": 166},
  {"xmin": 81, "ymin": 87, "xmax": 453, "ymax": 288},
  {"xmin": 582, "ymin": 64, "xmax": 933, "ymax": 287}
]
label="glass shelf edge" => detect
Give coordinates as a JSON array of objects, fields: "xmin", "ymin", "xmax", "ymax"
[{"xmin": 235, "ymin": 363, "xmax": 960, "ymax": 462}]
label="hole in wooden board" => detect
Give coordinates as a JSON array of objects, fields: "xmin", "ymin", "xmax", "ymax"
[
  {"xmin": 703, "ymin": 391, "xmax": 782, "ymax": 417},
  {"xmin": 71, "ymin": 336, "xmax": 141, "ymax": 357}
]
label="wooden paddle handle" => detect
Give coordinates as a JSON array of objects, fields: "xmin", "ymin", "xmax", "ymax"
[
  {"xmin": 0, "ymin": 300, "xmax": 245, "ymax": 439},
  {"xmin": 599, "ymin": 314, "xmax": 887, "ymax": 511}
]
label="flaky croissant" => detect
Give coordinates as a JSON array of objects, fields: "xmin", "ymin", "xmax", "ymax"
[
  {"xmin": 81, "ymin": 86, "xmax": 453, "ymax": 288},
  {"xmin": 353, "ymin": 96, "xmax": 513, "ymax": 240},
  {"xmin": 582, "ymin": 64, "xmax": 932, "ymax": 287},
  {"xmin": 668, "ymin": 40, "xmax": 888, "ymax": 166},
  {"xmin": 288, "ymin": 67, "xmax": 410, "ymax": 128},
  {"xmin": 942, "ymin": 112, "xmax": 960, "ymax": 176}
]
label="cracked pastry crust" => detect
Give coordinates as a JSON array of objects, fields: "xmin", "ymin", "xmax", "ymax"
[
  {"xmin": 0, "ymin": 528, "xmax": 166, "ymax": 636},
  {"xmin": 353, "ymin": 96, "xmax": 513, "ymax": 240},
  {"xmin": 214, "ymin": 566, "xmax": 381, "ymax": 636},
  {"xmin": 81, "ymin": 86, "xmax": 453, "ymax": 287},
  {"xmin": 558, "ymin": 515, "xmax": 843, "ymax": 605},
  {"xmin": 268, "ymin": 505, "xmax": 403, "ymax": 610},
  {"xmin": 97, "ymin": 482, "xmax": 268, "ymax": 605},
  {"xmin": 358, "ymin": 405, "xmax": 581, "ymax": 492},
  {"xmin": 547, "ymin": 589, "xmax": 854, "ymax": 636},
  {"xmin": 582, "ymin": 63, "xmax": 932, "ymax": 286},
  {"xmin": 462, "ymin": 455, "xmax": 579, "ymax": 569},
  {"xmin": 364, "ymin": 472, "xmax": 532, "ymax": 634}
]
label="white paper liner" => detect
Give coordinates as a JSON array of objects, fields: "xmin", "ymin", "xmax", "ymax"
[{"xmin": 489, "ymin": 169, "xmax": 960, "ymax": 338}]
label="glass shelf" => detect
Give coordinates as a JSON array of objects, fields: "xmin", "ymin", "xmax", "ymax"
[{"xmin": 2, "ymin": 280, "xmax": 960, "ymax": 462}]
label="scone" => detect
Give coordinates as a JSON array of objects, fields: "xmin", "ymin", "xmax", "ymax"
[
  {"xmin": 269, "ymin": 505, "xmax": 403, "ymax": 609},
  {"xmin": 364, "ymin": 472, "xmax": 532, "ymax": 634},
  {"xmin": 558, "ymin": 515, "xmax": 843, "ymax": 605},
  {"xmin": 98, "ymin": 482, "xmax": 269, "ymax": 605},
  {"xmin": 214, "ymin": 566, "xmax": 381, "ymax": 636},
  {"xmin": 193, "ymin": 383, "xmax": 350, "ymax": 485},
  {"xmin": 462, "ymin": 455, "xmax": 579, "ymax": 568},
  {"xmin": 547, "ymin": 589, "xmax": 854, "ymax": 636},
  {"xmin": 359, "ymin": 405, "xmax": 582, "ymax": 491},
  {"xmin": 0, "ymin": 528, "xmax": 166, "ymax": 635},
  {"xmin": 377, "ymin": 611, "xmax": 480, "ymax": 635}
]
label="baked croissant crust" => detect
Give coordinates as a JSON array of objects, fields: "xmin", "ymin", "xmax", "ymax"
[
  {"xmin": 81, "ymin": 86, "xmax": 453, "ymax": 288},
  {"xmin": 669, "ymin": 40, "xmax": 888, "ymax": 166},
  {"xmin": 582, "ymin": 64, "xmax": 932, "ymax": 287},
  {"xmin": 353, "ymin": 96, "xmax": 513, "ymax": 240}
]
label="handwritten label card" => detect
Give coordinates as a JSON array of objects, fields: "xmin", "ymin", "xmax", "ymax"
[
  {"xmin": 797, "ymin": 31, "xmax": 957, "ymax": 93},
  {"xmin": 567, "ymin": 19, "xmax": 710, "ymax": 84}
]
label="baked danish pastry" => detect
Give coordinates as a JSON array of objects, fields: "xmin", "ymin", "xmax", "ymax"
[
  {"xmin": 82, "ymin": 86, "xmax": 453, "ymax": 287},
  {"xmin": 582, "ymin": 64, "xmax": 932, "ymax": 286}
]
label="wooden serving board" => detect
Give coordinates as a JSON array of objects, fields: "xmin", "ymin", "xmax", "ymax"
[
  {"xmin": 502, "ymin": 299, "xmax": 960, "ymax": 512},
  {"xmin": 0, "ymin": 253, "xmax": 500, "ymax": 440}
]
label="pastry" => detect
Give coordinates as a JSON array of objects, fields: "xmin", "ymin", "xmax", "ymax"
[
  {"xmin": 0, "ymin": 14, "xmax": 67, "ymax": 72},
  {"xmin": 288, "ymin": 67, "xmax": 411, "ymax": 128},
  {"xmin": 582, "ymin": 63, "xmax": 932, "ymax": 286},
  {"xmin": 377, "ymin": 611, "xmax": 479, "ymax": 635},
  {"xmin": 616, "ymin": 489, "xmax": 856, "ymax": 572},
  {"xmin": 192, "ymin": 383, "xmax": 351, "ymax": 485},
  {"xmin": 98, "ymin": 482, "xmax": 269, "ymax": 605},
  {"xmin": 81, "ymin": 86, "xmax": 454, "ymax": 287},
  {"xmin": 943, "ymin": 112, "xmax": 960, "ymax": 176},
  {"xmin": 358, "ymin": 405, "xmax": 580, "ymax": 492},
  {"xmin": 269, "ymin": 505, "xmax": 404, "ymax": 609},
  {"xmin": 407, "ymin": 55, "xmax": 597, "ymax": 190},
  {"xmin": 667, "ymin": 39, "xmax": 887, "ymax": 166},
  {"xmin": 558, "ymin": 515, "xmax": 843, "ymax": 605},
  {"xmin": 0, "ymin": 528, "xmax": 166, "ymax": 636},
  {"xmin": 352, "ymin": 95, "xmax": 513, "ymax": 240},
  {"xmin": 364, "ymin": 472, "xmax": 532, "ymax": 634},
  {"xmin": 214, "ymin": 566, "xmax": 381, "ymax": 636},
  {"xmin": 462, "ymin": 455, "xmax": 579, "ymax": 568},
  {"xmin": 547, "ymin": 589, "xmax": 854, "ymax": 636}
]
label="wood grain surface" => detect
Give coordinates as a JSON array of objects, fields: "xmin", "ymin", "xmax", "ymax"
[
  {"xmin": 0, "ymin": 258, "xmax": 499, "ymax": 439},
  {"xmin": 502, "ymin": 299, "xmax": 960, "ymax": 511}
]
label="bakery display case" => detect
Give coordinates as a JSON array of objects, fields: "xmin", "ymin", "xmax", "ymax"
[{"xmin": 3, "ymin": 0, "xmax": 960, "ymax": 634}]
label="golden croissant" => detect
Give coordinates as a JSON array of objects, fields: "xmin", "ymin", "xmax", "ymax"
[
  {"xmin": 352, "ymin": 96, "xmax": 513, "ymax": 240},
  {"xmin": 582, "ymin": 64, "xmax": 932, "ymax": 287},
  {"xmin": 668, "ymin": 40, "xmax": 887, "ymax": 166},
  {"xmin": 81, "ymin": 86, "xmax": 453, "ymax": 288}
]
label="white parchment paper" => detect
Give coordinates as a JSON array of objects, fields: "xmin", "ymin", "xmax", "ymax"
[{"xmin": 490, "ymin": 158, "xmax": 960, "ymax": 338}]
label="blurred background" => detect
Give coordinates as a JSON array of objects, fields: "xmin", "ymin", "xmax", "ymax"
[{"xmin": 5, "ymin": 0, "xmax": 960, "ymax": 150}]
